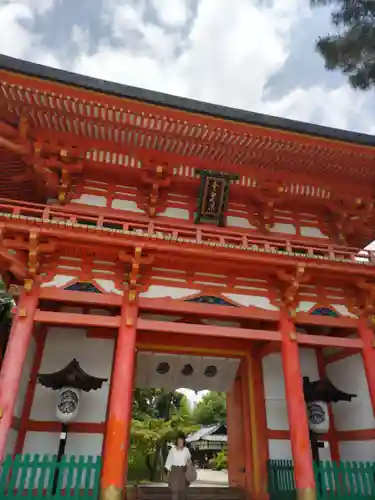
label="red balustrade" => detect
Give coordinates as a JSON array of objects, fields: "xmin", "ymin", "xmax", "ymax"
[{"xmin": 0, "ymin": 198, "xmax": 374, "ymax": 266}]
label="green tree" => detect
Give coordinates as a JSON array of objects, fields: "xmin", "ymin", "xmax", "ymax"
[
  {"xmin": 130, "ymin": 413, "xmax": 197, "ymax": 481},
  {"xmin": 209, "ymin": 449, "xmax": 228, "ymax": 471},
  {"xmin": 193, "ymin": 391, "xmax": 227, "ymax": 426},
  {"xmin": 129, "ymin": 389, "xmax": 196, "ymax": 481},
  {"xmin": 312, "ymin": 1, "xmax": 375, "ymax": 89},
  {"xmin": 132, "ymin": 389, "xmax": 187, "ymax": 421}
]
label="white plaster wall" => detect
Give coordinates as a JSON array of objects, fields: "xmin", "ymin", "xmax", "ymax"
[
  {"xmin": 269, "ymin": 223, "xmax": 296, "ymax": 235},
  {"xmin": 30, "ymin": 327, "xmax": 114, "ymax": 456},
  {"xmin": 158, "ymin": 207, "xmax": 190, "ymax": 220},
  {"xmin": 226, "ymin": 216, "xmax": 256, "ymax": 229},
  {"xmin": 23, "ymin": 432, "xmax": 104, "ymax": 456},
  {"xmin": 5, "ymin": 428, "xmax": 18, "ymax": 456},
  {"xmin": 268, "ymin": 440, "xmax": 332, "ymax": 461},
  {"xmin": 268, "ymin": 439, "xmax": 292, "ymax": 459},
  {"xmin": 71, "ymin": 194, "xmax": 107, "ymax": 207},
  {"xmin": 263, "ymin": 349, "xmax": 319, "ymax": 431},
  {"xmin": 326, "ymin": 354, "xmax": 375, "ymax": 431},
  {"xmin": 300, "ymin": 227, "xmax": 328, "ymax": 239},
  {"xmin": 14, "ymin": 337, "xmax": 36, "ymax": 418},
  {"xmin": 339, "ymin": 441, "xmax": 375, "ymax": 461}
]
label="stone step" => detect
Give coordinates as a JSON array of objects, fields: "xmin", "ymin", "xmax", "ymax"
[{"xmin": 137, "ymin": 486, "xmax": 245, "ymax": 500}]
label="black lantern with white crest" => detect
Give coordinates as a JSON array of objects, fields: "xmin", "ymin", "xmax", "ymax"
[
  {"xmin": 303, "ymin": 376, "xmax": 356, "ymax": 462},
  {"xmin": 38, "ymin": 359, "xmax": 107, "ymax": 492}
]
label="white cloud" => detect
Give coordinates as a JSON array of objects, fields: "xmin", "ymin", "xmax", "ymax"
[
  {"xmin": 178, "ymin": 388, "xmax": 207, "ymax": 406},
  {"xmin": 0, "ymin": 0, "xmax": 60, "ymax": 66},
  {"xmin": 0, "ymin": 0, "xmax": 374, "ymax": 137},
  {"xmin": 263, "ymin": 85, "xmax": 368, "ymax": 130},
  {"xmin": 151, "ymin": 0, "xmax": 192, "ymax": 27},
  {"xmin": 0, "ymin": 2, "xmax": 35, "ymax": 59}
]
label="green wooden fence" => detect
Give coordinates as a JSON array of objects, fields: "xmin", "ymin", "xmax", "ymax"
[
  {"xmin": 268, "ymin": 459, "xmax": 296, "ymax": 500},
  {"xmin": 0, "ymin": 454, "xmax": 102, "ymax": 498},
  {"xmin": 268, "ymin": 460, "xmax": 375, "ymax": 499}
]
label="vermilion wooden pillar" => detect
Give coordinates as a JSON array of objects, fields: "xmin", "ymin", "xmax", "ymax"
[
  {"xmin": 100, "ymin": 296, "xmax": 138, "ymax": 500},
  {"xmin": 358, "ymin": 315, "xmax": 375, "ymax": 417},
  {"xmin": 249, "ymin": 351, "xmax": 269, "ymax": 499},
  {"xmin": 227, "ymin": 372, "xmax": 247, "ymax": 490},
  {"xmin": 239, "ymin": 358, "xmax": 254, "ymax": 497},
  {"xmin": 0, "ymin": 283, "xmax": 39, "ymax": 460},
  {"xmin": 280, "ymin": 311, "xmax": 316, "ymax": 500}
]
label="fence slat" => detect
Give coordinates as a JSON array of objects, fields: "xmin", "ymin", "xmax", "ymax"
[
  {"xmin": 268, "ymin": 459, "xmax": 375, "ymax": 500},
  {"xmin": 7, "ymin": 454, "xmax": 21, "ymax": 495},
  {"xmin": 0, "ymin": 456, "xmax": 12, "ymax": 497},
  {"xmin": 0, "ymin": 453, "xmax": 101, "ymax": 498},
  {"xmin": 91, "ymin": 456, "xmax": 102, "ymax": 499}
]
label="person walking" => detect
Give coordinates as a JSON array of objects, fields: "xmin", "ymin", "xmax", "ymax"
[{"xmin": 165, "ymin": 433, "xmax": 192, "ymax": 500}]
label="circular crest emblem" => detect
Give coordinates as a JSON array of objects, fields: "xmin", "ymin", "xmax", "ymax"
[
  {"xmin": 308, "ymin": 402, "xmax": 326, "ymax": 425},
  {"xmin": 58, "ymin": 389, "xmax": 79, "ymax": 415}
]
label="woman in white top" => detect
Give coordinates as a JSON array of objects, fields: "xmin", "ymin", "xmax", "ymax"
[{"xmin": 165, "ymin": 433, "xmax": 191, "ymax": 500}]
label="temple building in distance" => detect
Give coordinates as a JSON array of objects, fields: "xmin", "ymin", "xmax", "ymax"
[{"xmin": 0, "ymin": 54, "xmax": 375, "ymax": 500}]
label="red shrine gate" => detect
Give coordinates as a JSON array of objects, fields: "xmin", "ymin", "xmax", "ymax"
[{"xmin": 0, "ymin": 55, "xmax": 375, "ymax": 500}]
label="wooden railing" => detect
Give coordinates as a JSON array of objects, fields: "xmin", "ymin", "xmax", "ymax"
[
  {"xmin": 0, "ymin": 198, "xmax": 374, "ymax": 266},
  {"xmin": 0, "ymin": 454, "xmax": 101, "ymax": 498},
  {"xmin": 268, "ymin": 459, "xmax": 375, "ymax": 499}
]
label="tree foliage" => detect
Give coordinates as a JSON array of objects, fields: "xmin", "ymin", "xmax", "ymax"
[
  {"xmin": 129, "ymin": 389, "xmax": 197, "ymax": 481},
  {"xmin": 132, "ymin": 389, "xmax": 188, "ymax": 421},
  {"xmin": 312, "ymin": 1, "xmax": 375, "ymax": 89},
  {"xmin": 209, "ymin": 449, "xmax": 228, "ymax": 471},
  {"xmin": 192, "ymin": 391, "xmax": 227, "ymax": 426}
]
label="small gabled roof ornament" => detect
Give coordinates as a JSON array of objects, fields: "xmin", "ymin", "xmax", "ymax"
[
  {"xmin": 38, "ymin": 358, "xmax": 107, "ymax": 392},
  {"xmin": 303, "ymin": 376, "xmax": 356, "ymax": 403}
]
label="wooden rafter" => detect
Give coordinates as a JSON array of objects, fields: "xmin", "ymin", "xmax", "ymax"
[{"xmin": 2, "ymin": 70, "xmax": 375, "ymax": 184}]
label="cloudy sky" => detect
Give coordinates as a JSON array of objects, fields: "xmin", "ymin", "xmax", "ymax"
[{"xmin": 1, "ymin": 0, "xmax": 375, "ymax": 135}]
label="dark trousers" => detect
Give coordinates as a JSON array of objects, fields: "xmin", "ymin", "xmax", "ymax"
[{"xmin": 172, "ymin": 492, "xmax": 187, "ymax": 500}]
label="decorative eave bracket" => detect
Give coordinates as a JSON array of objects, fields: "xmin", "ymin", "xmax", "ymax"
[
  {"xmin": 140, "ymin": 162, "xmax": 171, "ymax": 217},
  {"xmin": 277, "ymin": 264, "xmax": 309, "ymax": 319}
]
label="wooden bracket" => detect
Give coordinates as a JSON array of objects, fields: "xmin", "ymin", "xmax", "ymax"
[
  {"xmin": 329, "ymin": 197, "xmax": 374, "ymax": 244},
  {"xmin": 277, "ymin": 264, "xmax": 309, "ymax": 318},
  {"xmin": 355, "ymin": 279, "xmax": 375, "ymax": 317},
  {"xmin": 289, "ymin": 331, "xmax": 297, "ymax": 341},
  {"xmin": 119, "ymin": 247, "xmax": 154, "ymax": 313},
  {"xmin": 141, "ymin": 163, "xmax": 171, "ymax": 217},
  {"xmin": 0, "ymin": 229, "xmax": 56, "ymax": 291},
  {"xmin": 252, "ymin": 179, "xmax": 285, "ymax": 231}
]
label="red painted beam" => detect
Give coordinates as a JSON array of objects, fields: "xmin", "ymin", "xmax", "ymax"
[
  {"xmin": 34, "ymin": 310, "xmax": 120, "ymax": 328},
  {"xmin": 37, "ymin": 289, "xmax": 358, "ymax": 329},
  {"xmin": 297, "ymin": 333, "xmax": 362, "ymax": 349},
  {"xmin": 137, "ymin": 331, "xmax": 250, "ymax": 354},
  {"xmin": 137, "ymin": 319, "xmax": 281, "ymax": 341},
  {"xmin": 296, "ymin": 312, "xmax": 358, "ymax": 329},
  {"xmin": 337, "ymin": 429, "xmax": 375, "ymax": 441},
  {"xmin": 267, "ymin": 429, "xmax": 329, "ymax": 441},
  {"xmin": 40, "ymin": 288, "xmax": 122, "ymax": 307},
  {"xmin": 34, "ymin": 309, "xmax": 280, "ymax": 341},
  {"xmin": 140, "ymin": 297, "xmax": 278, "ymax": 321},
  {"xmin": 2, "ymin": 217, "xmax": 375, "ymax": 277},
  {"xmin": 27, "ymin": 420, "xmax": 105, "ymax": 433},
  {"xmin": 39, "ymin": 288, "xmax": 279, "ymax": 322},
  {"xmin": 324, "ymin": 349, "xmax": 360, "ymax": 364}
]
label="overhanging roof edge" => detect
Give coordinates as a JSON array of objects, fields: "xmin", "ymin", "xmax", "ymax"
[{"xmin": 1, "ymin": 53, "xmax": 375, "ymax": 148}]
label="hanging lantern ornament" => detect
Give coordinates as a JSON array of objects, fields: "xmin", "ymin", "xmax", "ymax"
[
  {"xmin": 38, "ymin": 358, "xmax": 107, "ymax": 422},
  {"xmin": 303, "ymin": 376, "xmax": 356, "ymax": 435}
]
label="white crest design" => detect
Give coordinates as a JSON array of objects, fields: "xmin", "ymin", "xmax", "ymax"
[{"xmin": 56, "ymin": 387, "xmax": 81, "ymax": 423}]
